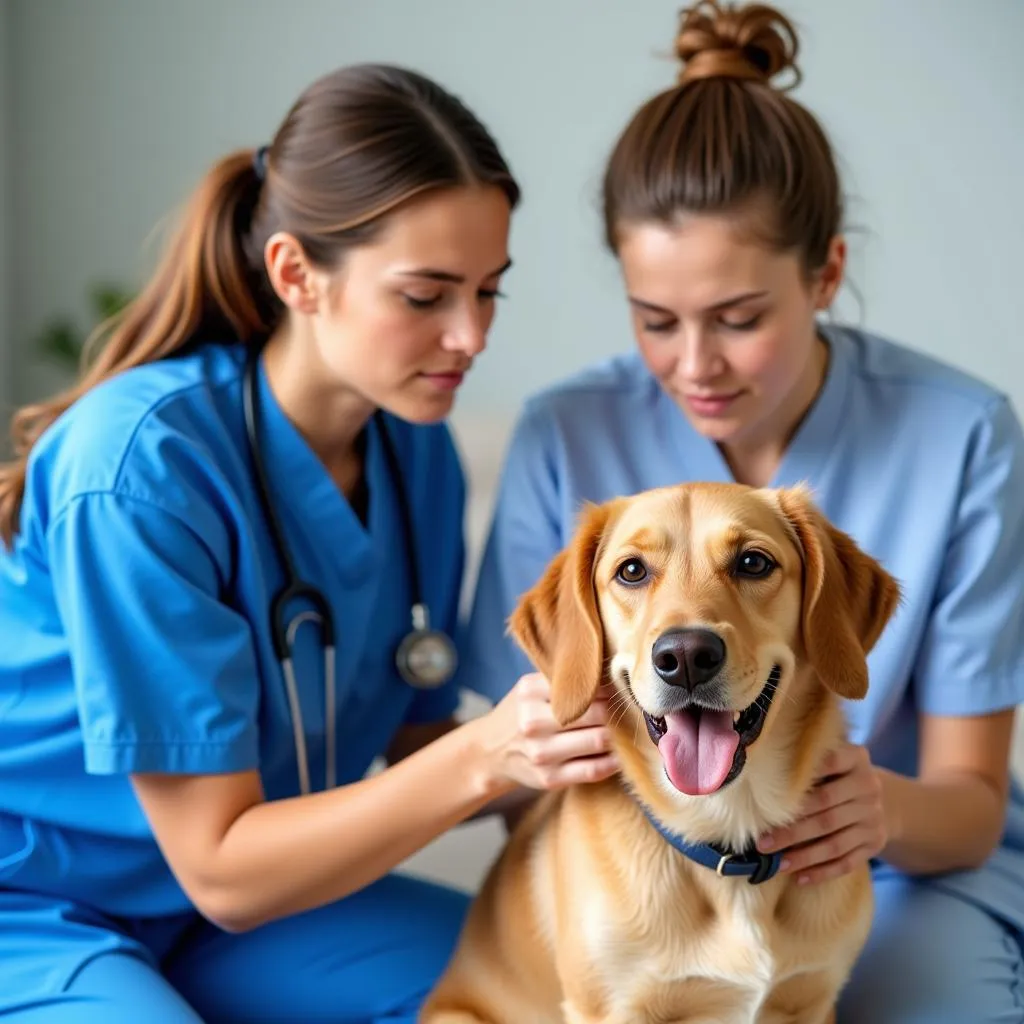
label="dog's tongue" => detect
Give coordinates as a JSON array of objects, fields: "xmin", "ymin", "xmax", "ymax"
[{"xmin": 658, "ymin": 708, "xmax": 739, "ymax": 795}]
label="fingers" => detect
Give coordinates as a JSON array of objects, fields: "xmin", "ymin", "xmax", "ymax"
[
  {"xmin": 515, "ymin": 672, "xmax": 550, "ymax": 700},
  {"xmin": 794, "ymin": 772, "xmax": 865, "ymax": 822},
  {"xmin": 515, "ymin": 674, "xmax": 613, "ymax": 738},
  {"xmin": 815, "ymin": 740, "xmax": 865, "ymax": 781},
  {"xmin": 778, "ymin": 821, "xmax": 865, "ymax": 879},
  {"xmin": 515, "ymin": 722, "xmax": 618, "ymax": 792},
  {"xmin": 500, "ymin": 672, "xmax": 622, "ymax": 792},
  {"xmin": 542, "ymin": 753, "xmax": 620, "ymax": 788},
  {"xmin": 780, "ymin": 833, "xmax": 877, "ymax": 886},
  {"xmin": 516, "ymin": 673, "xmax": 615, "ymax": 704},
  {"xmin": 758, "ymin": 797, "xmax": 867, "ymax": 855},
  {"xmin": 569, "ymin": 698, "xmax": 613, "ymax": 729},
  {"xmin": 524, "ymin": 724, "xmax": 613, "ymax": 768}
]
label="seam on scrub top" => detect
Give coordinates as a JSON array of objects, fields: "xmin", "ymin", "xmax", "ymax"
[
  {"xmin": 84, "ymin": 738, "xmax": 259, "ymax": 775},
  {"xmin": 47, "ymin": 489, "xmax": 229, "ymax": 590},
  {"xmin": 845, "ymin": 361, "xmax": 1010, "ymax": 414},
  {"xmin": 44, "ymin": 364, "xmax": 244, "ymax": 530},
  {"xmin": 85, "ymin": 738, "xmax": 252, "ymax": 748},
  {"xmin": 61, "ymin": 945, "xmax": 157, "ymax": 994},
  {"xmin": 83, "ymin": 739, "xmax": 260, "ymax": 763},
  {"xmin": 106, "ymin": 369, "xmax": 245, "ymax": 493},
  {"xmin": 915, "ymin": 658, "xmax": 1024, "ymax": 718}
]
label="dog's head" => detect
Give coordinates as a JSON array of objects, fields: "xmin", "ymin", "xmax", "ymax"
[{"xmin": 509, "ymin": 482, "xmax": 900, "ymax": 804}]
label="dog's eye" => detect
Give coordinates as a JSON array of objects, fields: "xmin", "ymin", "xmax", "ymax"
[
  {"xmin": 615, "ymin": 559, "xmax": 648, "ymax": 585},
  {"xmin": 735, "ymin": 550, "xmax": 776, "ymax": 578}
]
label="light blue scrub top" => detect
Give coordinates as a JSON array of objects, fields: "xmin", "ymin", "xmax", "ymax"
[
  {"xmin": 0, "ymin": 342, "xmax": 465, "ymax": 918},
  {"xmin": 465, "ymin": 323, "xmax": 1024, "ymax": 932}
]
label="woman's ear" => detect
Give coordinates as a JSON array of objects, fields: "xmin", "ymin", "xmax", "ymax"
[
  {"xmin": 813, "ymin": 235, "xmax": 847, "ymax": 311},
  {"xmin": 264, "ymin": 231, "xmax": 321, "ymax": 315},
  {"xmin": 507, "ymin": 502, "xmax": 614, "ymax": 725},
  {"xmin": 776, "ymin": 484, "xmax": 902, "ymax": 700}
]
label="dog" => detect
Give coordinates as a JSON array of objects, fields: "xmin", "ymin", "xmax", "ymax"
[{"xmin": 422, "ymin": 481, "xmax": 900, "ymax": 1024}]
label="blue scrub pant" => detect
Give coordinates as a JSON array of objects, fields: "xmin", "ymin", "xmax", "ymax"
[
  {"xmin": 3, "ymin": 871, "xmax": 1023, "ymax": 1021},
  {"xmin": 837, "ymin": 871, "xmax": 1024, "ymax": 1022},
  {"xmin": 0, "ymin": 873, "xmax": 469, "ymax": 1022}
]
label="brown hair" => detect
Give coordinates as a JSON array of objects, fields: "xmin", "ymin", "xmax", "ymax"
[
  {"xmin": 0, "ymin": 64, "xmax": 519, "ymax": 548},
  {"xmin": 602, "ymin": 0, "xmax": 841, "ymax": 272}
]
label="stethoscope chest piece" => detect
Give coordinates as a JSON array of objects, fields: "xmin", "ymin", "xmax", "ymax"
[
  {"xmin": 243, "ymin": 343, "xmax": 459, "ymax": 793},
  {"xmin": 395, "ymin": 603, "xmax": 458, "ymax": 689}
]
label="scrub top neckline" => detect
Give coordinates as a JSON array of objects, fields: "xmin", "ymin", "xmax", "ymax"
[
  {"xmin": 659, "ymin": 323, "xmax": 853, "ymax": 489},
  {"xmin": 249, "ymin": 350, "xmax": 396, "ymax": 586}
]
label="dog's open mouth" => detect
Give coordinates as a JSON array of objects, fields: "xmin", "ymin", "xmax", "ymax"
[{"xmin": 641, "ymin": 665, "xmax": 781, "ymax": 797}]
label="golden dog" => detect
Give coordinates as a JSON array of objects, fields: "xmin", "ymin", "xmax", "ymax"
[{"xmin": 423, "ymin": 482, "xmax": 900, "ymax": 1024}]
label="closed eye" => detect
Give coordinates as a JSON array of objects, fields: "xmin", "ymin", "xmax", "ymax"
[
  {"xmin": 403, "ymin": 288, "xmax": 506, "ymax": 311},
  {"xmin": 720, "ymin": 313, "xmax": 762, "ymax": 332},
  {"xmin": 403, "ymin": 293, "xmax": 442, "ymax": 310},
  {"xmin": 641, "ymin": 319, "xmax": 676, "ymax": 335}
]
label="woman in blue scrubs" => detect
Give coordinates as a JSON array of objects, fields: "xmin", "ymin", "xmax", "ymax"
[
  {"xmin": 465, "ymin": 5, "xmax": 1024, "ymax": 1022},
  {"xmin": 0, "ymin": 65, "xmax": 617, "ymax": 1021}
]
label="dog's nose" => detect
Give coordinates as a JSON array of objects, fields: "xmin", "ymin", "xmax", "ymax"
[{"xmin": 651, "ymin": 628, "xmax": 726, "ymax": 690}]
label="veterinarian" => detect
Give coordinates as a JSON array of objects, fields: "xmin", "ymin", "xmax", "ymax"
[
  {"xmin": 0, "ymin": 65, "xmax": 618, "ymax": 1022},
  {"xmin": 465, "ymin": 3, "xmax": 1024, "ymax": 1021}
]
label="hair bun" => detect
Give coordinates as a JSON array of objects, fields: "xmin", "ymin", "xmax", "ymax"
[{"xmin": 674, "ymin": 1, "xmax": 801, "ymax": 89}]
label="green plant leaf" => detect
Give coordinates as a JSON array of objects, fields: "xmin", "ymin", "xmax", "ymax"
[{"xmin": 32, "ymin": 282, "xmax": 135, "ymax": 369}]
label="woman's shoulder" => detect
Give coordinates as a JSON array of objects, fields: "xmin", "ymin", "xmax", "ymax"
[
  {"xmin": 515, "ymin": 351, "xmax": 659, "ymax": 432},
  {"xmin": 836, "ymin": 324, "xmax": 1012, "ymax": 421},
  {"xmin": 26, "ymin": 343, "xmax": 246, "ymax": 527}
]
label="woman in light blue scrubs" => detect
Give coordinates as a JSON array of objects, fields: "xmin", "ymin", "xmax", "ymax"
[
  {"xmin": 0, "ymin": 65, "xmax": 618, "ymax": 1022},
  {"xmin": 465, "ymin": 5, "xmax": 1024, "ymax": 1022}
]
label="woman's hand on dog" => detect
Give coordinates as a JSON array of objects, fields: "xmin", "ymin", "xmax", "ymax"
[
  {"xmin": 476, "ymin": 673, "xmax": 620, "ymax": 795},
  {"xmin": 756, "ymin": 741, "xmax": 890, "ymax": 886}
]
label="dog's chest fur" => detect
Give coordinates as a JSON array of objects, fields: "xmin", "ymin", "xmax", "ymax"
[{"xmin": 550, "ymin": 790, "xmax": 863, "ymax": 1023}]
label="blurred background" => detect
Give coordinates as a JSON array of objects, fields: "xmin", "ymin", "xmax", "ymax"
[{"xmin": 0, "ymin": 0, "xmax": 1021, "ymax": 891}]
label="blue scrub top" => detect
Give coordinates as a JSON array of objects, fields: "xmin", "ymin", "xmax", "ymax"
[
  {"xmin": 0, "ymin": 341, "xmax": 465, "ymax": 918},
  {"xmin": 465, "ymin": 323, "xmax": 1024, "ymax": 932}
]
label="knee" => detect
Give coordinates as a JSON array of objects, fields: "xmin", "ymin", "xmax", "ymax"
[
  {"xmin": 371, "ymin": 876, "xmax": 471, "ymax": 1020},
  {"xmin": 838, "ymin": 879, "xmax": 1024, "ymax": 1024}
]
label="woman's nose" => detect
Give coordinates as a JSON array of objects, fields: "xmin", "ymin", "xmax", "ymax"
[
  {"xmin": 442, "ymin": 307, "xmax": 489, "ymax": 358},
  {"xmin": 680, "ymin": 330, "xmax": 724, "ymax": 382}
]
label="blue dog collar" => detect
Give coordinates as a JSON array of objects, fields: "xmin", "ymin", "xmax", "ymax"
[{"xmin": 640, "ymin": 804, "xmax": 782, "ymax": 886}]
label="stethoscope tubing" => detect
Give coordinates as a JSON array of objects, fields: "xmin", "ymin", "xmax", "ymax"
[{"xmin": 241, "ymin": 342, "xmax": 451, "ymax": 797}]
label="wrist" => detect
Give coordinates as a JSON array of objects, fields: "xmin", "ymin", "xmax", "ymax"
[
  {"xmin": 458, "ymin": 713, "xmax": 518, "ymax": 805},
  {"xmin": 876, "ymin": 766, "xmax": 906, "ymax": 850}
]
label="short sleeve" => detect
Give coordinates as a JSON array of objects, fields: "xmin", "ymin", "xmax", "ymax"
[
  {"xmin": 913, "ymin": 396, "xmax": 1024, "ymax": 715},
  {"xmin": 402, "ymin": 430, "xmax": 467, "ymax": 725},
  {"xmin": 47, "ymin": 491, "xmax": 261, "ymax": 775},
  {"xmin": 461, "ymin": 401, "xmax": 565, "ymax": 703}
]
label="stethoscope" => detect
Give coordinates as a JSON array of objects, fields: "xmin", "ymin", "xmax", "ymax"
[{"xmin": 242, "ymin": 345, "xmax": 459, "ymax": 796}]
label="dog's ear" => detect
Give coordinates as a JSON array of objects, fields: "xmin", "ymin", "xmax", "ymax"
[
  {"xmin": 775, "ymin": 485, "xmax": 901, "ymax": 700},
  {"xmin": 508, "ymin": 501, "xmax": 613, "ymax": 725}
]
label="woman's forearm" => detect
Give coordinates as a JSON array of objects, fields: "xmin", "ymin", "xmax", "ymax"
[
  {"xmin": 209, "ymin": 718, "xmax": 507, "ymax": 930},
  {"xmin": 132, "ymin": 674, "xmax": 616, "ymax": 933},
  {"xmin": 878, "ymin": 767, "xmax": 1006, "ymax": 875}
]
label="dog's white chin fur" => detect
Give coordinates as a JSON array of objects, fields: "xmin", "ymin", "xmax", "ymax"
[{"xmin": 612, "ymin": 648, "xmax": 810, "ymax": 851}]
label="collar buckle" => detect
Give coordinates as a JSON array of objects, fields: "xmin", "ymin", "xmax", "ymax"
[{"xmin": 641, "ymin": 804, "xmax": 782, "ymax": 885}]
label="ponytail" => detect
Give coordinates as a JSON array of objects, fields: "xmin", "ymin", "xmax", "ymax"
[
  {"xmin": 0, "ymin": 148, "xmax": 274, "ymax": 549},
  {"xmin": 0, "ymin": 62, "xmax": 519, "ymax": 550}
]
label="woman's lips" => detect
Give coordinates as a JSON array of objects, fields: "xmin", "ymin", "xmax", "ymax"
[
  {"xmin": 683, "ymin": 390, "xmax": 744, "ymax": 417},
  {"xmin": 421, "ymin": 371, "xmax": 465, "ymax": 392}
]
